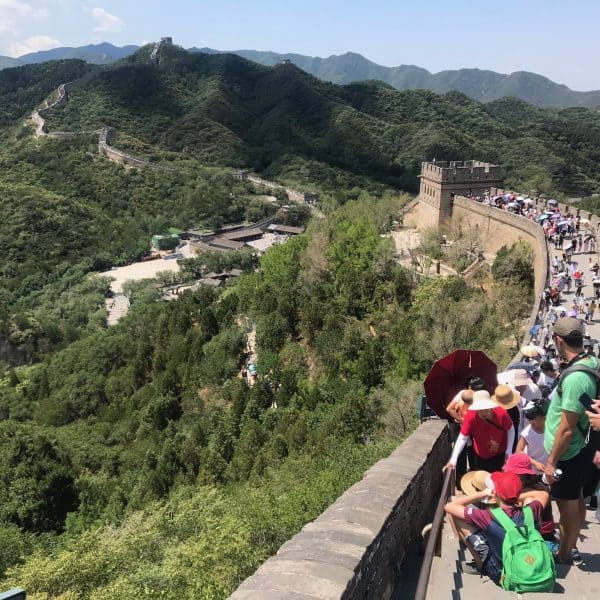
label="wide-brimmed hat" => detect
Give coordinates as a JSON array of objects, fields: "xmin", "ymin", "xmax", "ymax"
[
  {"xmin": 468, "ymin": 390, "xmax": 497, "ymax": 411},
  {"xmin": 509, "ymin": 369, "xmax": 530, "ymax": 387},
  {"xmin": 492, "ymin": 384, "xmax": 521, "ymax": 410},
  {"xmin": 520, "ymin": 345, "xmax": 541, "ymax": 358},
  {"xmin": 460, "ymin": 470, "xmax": 491, "ymax": 495}
]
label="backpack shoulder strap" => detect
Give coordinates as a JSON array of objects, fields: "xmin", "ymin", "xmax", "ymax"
[
  {"xmin": 491, "ymin": 507, "xmax": 518, "ymax": 533},
  {"xmin": 556, "ymin": 362, "xmax": 599, "ymax": 439},
  {"xmin": 556, "ymin": 362, "xmax": 600, "ymax": 395},
  {"xmin": 522, "ymin": 505, "xmax": 534, "ymax": 530}
]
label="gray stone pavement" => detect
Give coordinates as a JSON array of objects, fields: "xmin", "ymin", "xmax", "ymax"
[
  {"xmin": 428, "ymin": 230, "xmax": 600, "ymax": 598},
  {"xmin": 429, "ymin": 506, "xmax": 600, "ymax": 598}
]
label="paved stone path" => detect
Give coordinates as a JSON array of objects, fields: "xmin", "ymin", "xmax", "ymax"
[{"xmin": 428, "ymin": 227, "xmax": 600, "ymax": 598}]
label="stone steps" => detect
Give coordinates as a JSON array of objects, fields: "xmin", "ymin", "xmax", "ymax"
[{"xmin": 428, "ymin": 509, "xmax": 600, "ymax": 599}]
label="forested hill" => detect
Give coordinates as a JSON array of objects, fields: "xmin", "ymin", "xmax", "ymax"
[
  {"xmin": 4, "ymin": 41, "xmax": 600, "ymax": 108},
  {"xmin": 214, "ymin": 49, "xmax": 600, "ymax": 109},
  {"xmin": 31, "ymin": 45, "xmax": 600, "ymax": 197},
  {"xmin": 0, "ymin": 42, "xmax": 585, "ymax": 599},
  {"xmin": 0, "ymin": 59, "xmax": 97, "ymax": 129}
]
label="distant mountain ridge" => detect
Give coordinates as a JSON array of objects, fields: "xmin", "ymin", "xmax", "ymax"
[
  {"xmin": 2, "ymin": 42, "xmax": 600, "ymax": 108},
  {"xmin": 0, "ymin": 42, "xmax": 138, "ymax": 69}
]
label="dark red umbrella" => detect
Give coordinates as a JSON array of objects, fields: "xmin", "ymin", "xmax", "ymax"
[{"xmin": 423, "ymin": 349, "xmax": 498, "ymax": 419}]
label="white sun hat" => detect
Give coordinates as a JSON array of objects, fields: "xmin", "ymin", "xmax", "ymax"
[{"xmin": 468, "ymin": 390, "xmax": 497, "ymax": 411}]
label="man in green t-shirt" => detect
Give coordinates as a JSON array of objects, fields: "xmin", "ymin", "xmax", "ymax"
[{"xmin": 544, "ymin": 317, "xmax": 593, "ymax": 563}]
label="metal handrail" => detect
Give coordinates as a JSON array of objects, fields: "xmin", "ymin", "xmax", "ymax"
[{"xmin": 413, "ymin": 466, "xmax": 455, "ymax": 600}]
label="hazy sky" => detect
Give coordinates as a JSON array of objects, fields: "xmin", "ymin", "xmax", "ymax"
[{"xmin": 1, "ymin": 0, "xmax": 599, "ymax": 90}]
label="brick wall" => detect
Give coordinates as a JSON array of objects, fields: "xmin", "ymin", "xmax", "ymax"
[{"xmin": 229, "ymin": 421, "xmax": 450, "ymax": 600}]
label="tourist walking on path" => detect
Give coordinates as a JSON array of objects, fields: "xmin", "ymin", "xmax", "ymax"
[
  {"xmin": 588, "ymin": 300, "xmax": 597, "ymax": 323},
  {"xmin": 543, "ymin": 317, "xmax": 595, "ymax": 563}
]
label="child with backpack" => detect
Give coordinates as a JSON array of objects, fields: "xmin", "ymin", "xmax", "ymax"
[{"xmin": 444, "ymin": 471, "xmax": 555, "ymax": 592}]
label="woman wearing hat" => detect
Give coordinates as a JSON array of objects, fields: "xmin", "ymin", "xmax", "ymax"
[{"xmin": 444, "ymin": 390, "xmax": 514, "ymax": 473}]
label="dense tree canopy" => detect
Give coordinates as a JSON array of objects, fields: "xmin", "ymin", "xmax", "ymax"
[{"xmin": 0, "ymin": 49, "xmax": 553, "ymax": 598}]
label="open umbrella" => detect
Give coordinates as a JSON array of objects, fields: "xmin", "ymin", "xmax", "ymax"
[
  {"xmin": 550, "ymin": 213, "xmax": 562, "ymax": 220},
  {"xmin": 423, "ymin": 349, "xmax": 497, "ymax": 419},
  {"xmin": 547, "ymin": 199, "xmax": 558, "ymax": 206},
  {"xmin": 508, "ymin": 361, "xmax": 538, "ymax": 373},
  {"xmin": 537, "ymin": 214, "xmax": 552, "ymax": 223},
  {"xmin": 567, "ymin": 309, "xmax": 579, "ymax": 317}
]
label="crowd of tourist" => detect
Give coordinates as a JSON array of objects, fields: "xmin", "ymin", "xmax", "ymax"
[
  {"xmin": 437, "ymin": 194, "xmax": 600, "ymax": 589},
  {"xmin": 443, "ymin": 318, "xmax": 600, "ymax": 584}
]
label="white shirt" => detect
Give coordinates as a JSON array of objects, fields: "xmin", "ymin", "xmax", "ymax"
[
  {"xmin": 520, "ymin": 425, "xmax": 548, "ymax": 472},
  {"xmin": 537, "ymin": 373, "xmax": 556, "ymax": 388},
  {"xmin": 518, "ymin": 382, "xmax": 542, "ymax": 434}
]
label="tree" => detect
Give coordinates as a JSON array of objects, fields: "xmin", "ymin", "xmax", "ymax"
[
  {"xmin": 0, "ymin": 422, "xmax": 78, "ymax": 532},
  {"xmin": 491, "ymin": 241, "xmax": 534, "ymax": 291}
]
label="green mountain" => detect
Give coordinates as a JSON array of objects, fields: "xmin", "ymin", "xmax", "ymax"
[
  {"xmin": 2, "ymin": 42, "xmax": 138, "ymax": 68},
  {"xmin": 221, "ymin": 50, "xmax": 600, "ymax": 108},
  {"xmin": 37, "ymin": 46, "xmax": 600, "ymax": 198},
  {"xmin": 4, "ymin": 42, "xmax": 600, "ymax": 108},
  {"xmin": 0, "ymin": 56, "xmax": 19, "ymax": 69}
]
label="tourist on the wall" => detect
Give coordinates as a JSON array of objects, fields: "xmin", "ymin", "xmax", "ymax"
[
  {"xmin": 544, "ymin": 317, "xmax": 596, "ymax": 563},
  {"xmin": 444, "ymin": 471, "xmax": 550, "ymax": 586},
  {"xmin": 444, "ymin": 390, "xmax": 514, "ymax": 473}
]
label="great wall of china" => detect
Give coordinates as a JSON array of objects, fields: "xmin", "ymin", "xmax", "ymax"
[{"xmin": 29, "ymin": 38, "xmax": 318, "ymax": 204}]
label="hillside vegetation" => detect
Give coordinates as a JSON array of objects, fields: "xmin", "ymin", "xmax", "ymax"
[
  {"xmin": 37, "ymin": 46, "xmax": 600, "ymax": 198},
  {"xmin": 0, "ymin": 47, "xmax": 584, "ymax": 598},
  {"xmin": 5, "ymin": 42, "xmax": 600, "ymax": 108}
]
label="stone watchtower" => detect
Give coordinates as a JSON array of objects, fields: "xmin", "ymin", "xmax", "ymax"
[{"xmin": 418, "ymin": 160, "xmax": 503, "ymax": 229}]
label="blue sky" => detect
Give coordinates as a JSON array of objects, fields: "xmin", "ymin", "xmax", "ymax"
[{"xmin": 1, "ymin": 0, "xmax": 599, "ymax": 90}]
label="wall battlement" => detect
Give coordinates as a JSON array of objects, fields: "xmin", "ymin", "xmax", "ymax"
[
  {"xmin": 420, "ymin": 160, "xmax": 502, "ymax": 183},
  {"xmin": 418, "ymin": 160, "xmax": 504, "ymax": 228}
]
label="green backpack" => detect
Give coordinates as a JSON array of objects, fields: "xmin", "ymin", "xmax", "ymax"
[{"xmin": 491, "ymin": 506, "xmax": 556, "ymax": 593}]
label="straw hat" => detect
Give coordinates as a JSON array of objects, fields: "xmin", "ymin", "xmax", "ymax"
[
  {"xmin": 460, "ymin": 470, "xmax": 491, "ymax": 495},
  {"xmin": 492, "ymin": 384, "xmax": 521, "ymax": 410}
]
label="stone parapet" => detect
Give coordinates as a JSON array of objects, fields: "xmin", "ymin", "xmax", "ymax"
[
  {"xmin": 229, "ymin": 420, "xmax": 450, "ymax": 600},
  {"xmin": 452, "ymin": 196, "xmax": 550, "ymax": 362},
  {"xmin": 420, "ymin": 160, "xmax": 502, "ymax": 184}
]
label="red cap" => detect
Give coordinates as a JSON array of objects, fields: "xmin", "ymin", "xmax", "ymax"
[
  {"xmin": 491, "ymin": 471, "xmax": 523, "ymax": 503},
  {"xmin": 503, "ymin": 453, "xmax": 537, "ymax": 476}
]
